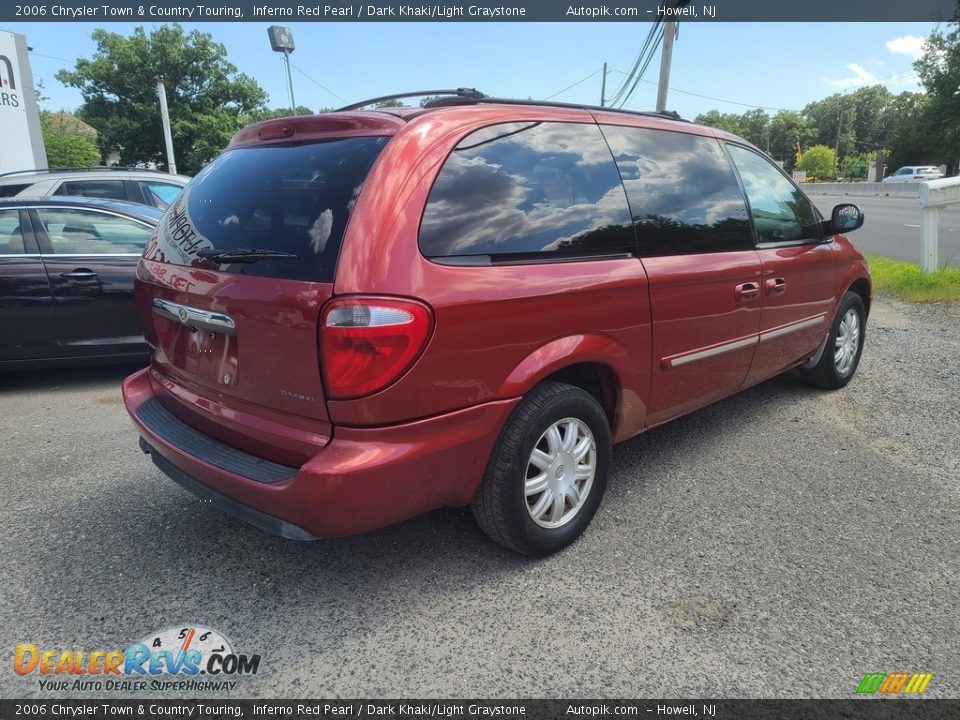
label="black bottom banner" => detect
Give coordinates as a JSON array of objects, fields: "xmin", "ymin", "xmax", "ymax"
[{"xmin": 2, "ymin": 700, "xmax": 960, "ymax": 720}]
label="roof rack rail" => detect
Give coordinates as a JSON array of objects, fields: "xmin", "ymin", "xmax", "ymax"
[
  {"xmin": 337, "ymin": 88, "xmax": 487, "ymax": 112},
  {"xmin": 478, "ymin": 96, "xmax": 686, "ymax": 122},
  {"xmin": 0, "ymin": 166, "xmax": 172, "ymax": 179},
  {"xmin": 335, "ymin": 89, "xmax": 685, "ymax": 122}
]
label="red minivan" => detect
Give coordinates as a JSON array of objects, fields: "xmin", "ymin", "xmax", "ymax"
[{"xmin": 123, "ymin": 90, "xmax": 870, "ymax": 556}]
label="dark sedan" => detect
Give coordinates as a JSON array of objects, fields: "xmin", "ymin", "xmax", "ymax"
[{"xmin": 0, "ymin": 196, "xmax": 162, "ymax": 370}]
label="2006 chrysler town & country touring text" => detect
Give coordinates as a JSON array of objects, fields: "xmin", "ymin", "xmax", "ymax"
[{"xmin": 122, "ymin": 89, "xmax": 870, "ymax": 556}]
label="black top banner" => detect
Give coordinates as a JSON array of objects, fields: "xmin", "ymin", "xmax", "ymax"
[{"xmin": 1, "ymin": 0, "xmax": 958, "ymax": 23}]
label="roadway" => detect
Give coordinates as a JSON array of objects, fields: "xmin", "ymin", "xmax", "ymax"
[{"xmin": 808, "ymin": 192, "xmax": 960, "ymax": 268}]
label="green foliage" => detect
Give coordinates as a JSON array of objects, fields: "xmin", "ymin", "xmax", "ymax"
[
  {"xmin": 910, "ymin": 3, "xmax": 960, "ymax": 170},
  {"xmin": 40, "ymin": 112, "xmax": 101, "ymax": 168},
  {"xmin": 694, "ymin": 109, "xmax": 745, "ymax": 136},
  {"xmin": 241, "ymin": 105, "xmax": 316, "ymax": 125},
  {"xmin": 796, "ymin": 145, "xmax": 836, "ymax": 180},
  {"xmin": 868, "ymin": 254, "xmax": 960, "ymax": 303},
  {"xmin": 57, "ymin": 24, "xmax": 267, "ymax": 175},
  {"xmin": 841, "ymin": 150, "xmax": 875, "ymax": 180},
  {"xmin": 768, "ymin": 110, "xmax": 816, "ymax": 170}
]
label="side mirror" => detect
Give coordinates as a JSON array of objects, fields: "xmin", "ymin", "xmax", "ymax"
[{"xmin": 824, "ymin": 203, "xmax": 864, "ymax": 235}]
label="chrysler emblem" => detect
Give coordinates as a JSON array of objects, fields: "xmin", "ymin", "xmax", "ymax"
[{"xmin": 177, "ymin": 307, "xmax": 189, "ymax": 323}]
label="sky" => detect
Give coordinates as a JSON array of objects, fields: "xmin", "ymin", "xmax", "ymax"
[{"xmin": 1, "ymin": 21, "xmax": 941, "ymax": 120}]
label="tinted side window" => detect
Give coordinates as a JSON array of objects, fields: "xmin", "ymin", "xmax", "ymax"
[
  {"xmin": 35, "ymin": 208, "xmax": 152, "ymax": 254},
  {"xmin": 0, "ymin": 183, "xmax": 31, "ymax": 198},
  {"xmin": 420, "ymin": 122, "xmax": 634, "ymax": 261},
  {"xmin": 727, "ymin": 145, "xmax": 819, "ymax": 244},
  {"xmin": 59, "ymin": 180, "xmax": 127, "ymax": 201},
  {"xmin": 600, "ymin": 125, "xmax": 751, "ymax": 256}
]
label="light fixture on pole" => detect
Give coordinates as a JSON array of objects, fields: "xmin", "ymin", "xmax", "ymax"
[{"xmin": 267, "ymin": 26, "xmax": 296, "ymax": 114}]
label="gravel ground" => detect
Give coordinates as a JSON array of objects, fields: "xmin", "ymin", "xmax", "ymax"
[{"xmin": 0, "ymin": 295, "xmax": 957, "ymax": 700}]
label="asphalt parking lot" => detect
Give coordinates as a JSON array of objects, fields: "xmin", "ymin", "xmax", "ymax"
[{"xmin": 1, "ymin": 296, "xmax": 958, "ymax": 700}]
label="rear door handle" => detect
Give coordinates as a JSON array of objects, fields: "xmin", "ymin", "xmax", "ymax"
[
  {"xmin": 60, "ymin": 270, "xmax": 98, "ymax": 280},
  {"xmin": 765, "ymin": 277, "xmax": 787, "ymax": 296},
  {"xmin": 735, "ymin": 282, "xmax": 760, "ymax": 302}
]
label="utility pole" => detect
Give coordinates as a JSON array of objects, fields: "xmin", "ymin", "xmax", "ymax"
[
  {"xmin": 656, "ymin": 21, "xmax": 677, "ymax": 112},
  {"xmin": 834, "ymin": 99, "xmax": 843, "ymax": 180},
  {"xmin": 155, "ymin": 77, "xmax": 177, "ymax": 175},
  {"xmin": 600, "ymin": 62, "xmax": 607, "ymax": 108}
]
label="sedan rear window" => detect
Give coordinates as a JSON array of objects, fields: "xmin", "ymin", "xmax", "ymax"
[{"xmin": 145, "ymin": 137, "xmax": 389, "ymax": 282}]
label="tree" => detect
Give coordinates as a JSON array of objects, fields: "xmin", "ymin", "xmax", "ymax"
[
  {"xmin": 693, "ymin": 109, "xmax": 745, "ymax": 136},
  {"xmin": 803, "ymin": 94, "xmax": 856, "ymax": 160},
  {"xmin": 241, "ymin": 105, "xmax": 317, "ymax": 124},
  {"xmin": 796, "ymin": 145, "xmax": 836, "ymax": 180},
  {"xmin": 768, "ymin": 110, "xmax": 816, "ymax": 170},
  {"xmin": 912, "ymin": 2, "xmax": 960, "ymax": 169},
  {"xmin": 738, "ymin": 108, "xmax": 770, "ymax": 151},
  {"xmin": 57, "ymin": 24, "xmax": 267, "ymax": 175},
  {"xmin": 40, "ymin": 112, "xmax": 101, "ymax": 168},
  {"xmin": 885, "ymin": 92, "xmax": 937, "ymax": 170}
]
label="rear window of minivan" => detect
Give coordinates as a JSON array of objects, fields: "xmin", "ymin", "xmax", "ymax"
[{"xmin": 145, "ymin": 137, "xmax": 389, "ymax": 282}]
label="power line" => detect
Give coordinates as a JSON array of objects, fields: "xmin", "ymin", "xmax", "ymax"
[
  {"xmin": 290, "ymin": 63, "xmax": 346, "ymax": 103},
  {"xmin": 607, "ymin": 19, "xmax": 662, "ymax": 108},
  {"xmin": 608, "ymin": 68, "xmax": 797, "ymax": 112},
  {"xmin": 542, "ymin": 67, "xmax": 604, "ymax": 101},
  {"xmin": 27, "ymin": 50, "xmax": 73, "ymax": 65},
  {"xmin": 614, "ymin": 24, "xmax": 664, "ymax": 108}
]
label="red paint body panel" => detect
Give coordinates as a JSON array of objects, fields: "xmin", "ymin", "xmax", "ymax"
[
  {"xmin": 746, "ymin": 241, "xmax": 840, "ymax": 386},
  {"xmin": 124, "ymin": 367, "xmax": 517, "ymax": 536},
  {"xmin": 641, "ymin": 250, "xmax": 762, "ymax": 426}
]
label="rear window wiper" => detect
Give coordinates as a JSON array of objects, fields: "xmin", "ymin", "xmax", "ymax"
[{"xmin": 197, "ymin": 248, "xmax": 299, "ymax": 263}]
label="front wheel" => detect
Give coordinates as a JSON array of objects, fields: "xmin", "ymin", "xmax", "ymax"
[
  {"xmin": 801, "ymin": 291, "xmax": 866, "ymax": 389},
  {"xmin": 471, "ymin": 381, "xmax": 612, "ymax": 557}
]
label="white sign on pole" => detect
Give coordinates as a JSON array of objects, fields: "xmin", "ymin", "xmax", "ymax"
[{"xmin": 0, "ymin": 29, "xmax": 48, "ymax": 175}]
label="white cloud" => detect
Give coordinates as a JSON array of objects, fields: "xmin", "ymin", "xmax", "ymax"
[
  {"xmin": 826, "ymin": 63, "xmax": 880, "ymax": 89},
  {"xmin": 885, "ymin": 35, "xmax": 926, "ymax": 60}
]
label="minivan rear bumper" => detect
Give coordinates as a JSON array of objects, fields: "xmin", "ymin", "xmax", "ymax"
[{"xmin": 123, "ymin": 368, "xmax": 518, "ymax": 539}]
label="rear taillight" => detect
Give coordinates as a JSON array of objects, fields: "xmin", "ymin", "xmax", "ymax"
[{"xmin": 320, "ymin": 297, "xmax": 433, "ymax": 400}]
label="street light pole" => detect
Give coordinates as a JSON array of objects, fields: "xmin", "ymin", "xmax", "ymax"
[
  {"xmin": 155, "ymin": 77, "xmax": 177, "ymax": 175},
  {"xmin": 282, "ymin": 50, "xmax": 295, "ymax": 112}
]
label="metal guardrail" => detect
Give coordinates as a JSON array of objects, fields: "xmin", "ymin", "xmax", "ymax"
[{"xmin": 919, "ymin": 177, "xmax": 960, "ymax": 272}]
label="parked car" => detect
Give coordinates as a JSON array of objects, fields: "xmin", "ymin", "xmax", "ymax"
[
  {"xmin": 123, "ymin": 90, "xmax": 871, "ymax": 556},
  {"xmin": 0, "ymin": 168, "xmax": 190, "ymax": 209},
  {"xmin": 0, "ymin": 196, "xmax": 162, "ymax": 370},
  {"xmin": 882, "ymin": 166, "xmax": 944, "ymax": 183}
]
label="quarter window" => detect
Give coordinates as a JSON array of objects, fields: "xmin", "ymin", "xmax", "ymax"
[
  {"xmin": 0, "ymin": 209, "xmax": 26, "ymax": 254},
  {"xmin": 727, "ymin": 145, "xmax": 819, "ymax": 244},
  {"xmin": 420, "ymin": 121, "xmax": 634, "ymax": 261},
  {"xmin": 141, "ymin": 181, "xmax": 183, "ymax": 209},
  {"xmin": 600, "ymin": 125, "xmax": 752, "ymax": 256},
  {"xmin": 35, "ymin": 208, "xmax": 152, "ymax": 255}
]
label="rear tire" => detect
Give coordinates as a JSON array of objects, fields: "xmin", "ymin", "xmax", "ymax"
[
  {"xmin": 801, "ymin": 291, "xmax": 866, "ymax": 389},
  {"xmin": 472, "ymin": 381, "xmax": 611, "ymax": 557}
]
